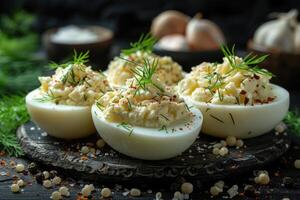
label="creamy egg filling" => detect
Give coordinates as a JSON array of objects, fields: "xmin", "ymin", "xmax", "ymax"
[
  {"xmin": 97, "ymin": 74, "xmax": 191, "ymax": 128},
  {"xmin": 107, "ymin": 51, "xmax": 184, "ymax": 87},
  {"xmin": 38, "ymin": 63, "xmax": 111, "ymax": 106},
  {"xmin": 178, "ymin": 56, "xmax": 275, "ymax": 105}
]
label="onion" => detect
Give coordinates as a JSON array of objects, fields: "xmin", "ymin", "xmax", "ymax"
[
  {"xmin": 157, "ymin": 34, "xmax": 189, "ymax": 51},
  {"xmin": 186, "ymin": 13, "xmax": 225, "ymax": 51},
  {"xmin": 151, "ymin": 10, "xmax": 189, "ymax": 39}
]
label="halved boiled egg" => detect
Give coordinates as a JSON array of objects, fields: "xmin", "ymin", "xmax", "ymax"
[
  {"xmin": 26, "ymin": 89, "xmax": 95, "ymax": 139},
  {"xmin": 179, "ymin": 84, "xmax": 289, "ymax": 138},
  {"xmin": 91, "ymin": 104, "xmax": 202, "ymax": 160}
]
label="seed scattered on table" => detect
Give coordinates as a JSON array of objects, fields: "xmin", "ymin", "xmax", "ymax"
[
  {"xmin": 210, "ymin": 185, "xmax": 222, "ymax": 196},
  {"xmin": 17, "ymin": 179, "xmax": 25, "ymax": 187},
  {"xmin": 43, "ymin": 180, "xmax": 52, "ymax": 188},
  {"xmin": 214, "ymin": 180, "xmax": 224, "ymax": 189},
  {"xmin": 59, "ymin": 186, "xmax": 70, "ymax": 197},
  {"xmin": 173, "ymin": 191, "xmax": 183, "ymax": 200},
  {"xmin": 81, "ymin": 185, "xmax": 92, "ymax": 197},
  {"xmin": 130, "ymin": 188, "xmax": 141, "ymax": 197},
  {"xmin": 294, "ymin": 159, "xmax": 300, "ymax": 169},
  {"xmin": 227, "ymin": 184, "xmax": 238, "ymax": 198},
  {"xmin": 52, "ymin": 176, "xmax": 62, "ymax": 185},
  {"xmin": 101, "ymin": 187, "xmax": 112, "ymax": 198},
  {"xmin": 226, "ymin": 136, "xmax": 237, "ymax": 146},
  {"xmin": 15, "ymin": 163, "xmax": 25, "ymax": 173},
  {"xmin": 43, "ymin": 171, "xmax": 50, "ymax": 179},
  {"xmin": 11, "ymin": 183, "xmax": 20, "ymax": 193},
  {"xmin": 254, "ymin": 170, "xmax": 270, "ymax": 185},
  {"xmin": 28, "ymin": 162, "xmax": 38, "ymax": 174},
  {"xmin": 181, "ymin": 182, "xmax": 193, "ymax": 194},
  {"xmin": 50, "ymin": 191, "xmax": 62, "ymax": 200},
  {"xmin": 81, "ymin": 146, "xmax": 89, "ymax": 154},
  {"xmin": 219, "ymin": 147, "xmax": 229, "ymax": 156},
  {"xmin": 155, "ymin": 192, "xmax": 162, "ymax": 200},
  {"xmin": 96, "ymin": 139, "xmax": 106, "ymax": 149}
]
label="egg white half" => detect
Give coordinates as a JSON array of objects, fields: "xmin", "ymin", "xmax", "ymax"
[
  {"xmin": 26, "ymin": 89, "xmax": 96, "ymax": 139},
  {"xmin": 92, "ymin": 105, "xmax": 203, "ymax": 160},
  {"xmin": 180, "ymin": 84, "xmax": 289, "ymax": 138}
]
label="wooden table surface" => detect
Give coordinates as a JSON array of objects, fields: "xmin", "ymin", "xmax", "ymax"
[{"xmin": 0, "ymin": 90, "xmax": 299, "ymax": 200}]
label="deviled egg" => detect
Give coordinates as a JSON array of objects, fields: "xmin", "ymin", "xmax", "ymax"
[
  {"xmin": 26, "ymin": 52, "xmax": 111, "ymax": 139},
  {"xmin": 92, "ymin": 58, "xmax": 202, "ymax": 160},
  {"xmin": 177, "ymin": 46, "xmax": 289, "ymax": 138},
  {"xmin": 107, "ymin": 34, "xmax": 184, "ymax": 88}
]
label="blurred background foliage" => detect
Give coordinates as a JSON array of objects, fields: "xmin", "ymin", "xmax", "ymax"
[{"xmin": 0, "ymin": 10, "xmax": 47, "ymax": 95}]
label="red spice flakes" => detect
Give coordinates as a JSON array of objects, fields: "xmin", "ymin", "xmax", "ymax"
[
  {"xmin": 253, "ymin": 74, "xmax": 260, "ymax": 80},
  {"xmin": 240, "ymin": 90, "xmax": 247, "ymax": 95},
  {"xmin": 80, "ymin": 156, "xmax": 88, "ymax": 161},
  {"xmin": 267, "ymin": 97, "xmax": 275, "ymax": 102},
  {"xmin": 244, "ymin": 97, "xmax": 250, "ymax": 105},
  {"xmin": 0, "ymin": 160, "xmax": 6, "ymax": 167},
  {"xmin": 76, "ymin": 195, "xmax": 89, "ymax": 200}
]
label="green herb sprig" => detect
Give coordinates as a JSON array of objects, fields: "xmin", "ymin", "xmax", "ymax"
[
  {"xmin": 284, "ymin": 109, "xmax": 300, "ymax": 136},
  {"xmin": 117, "ymin": 122, "xmax": 133, "ymax": 136},
  {"xmin": 50, "ymin": 50, "xmax": 89, "ymax": 69},
  {"xmin": 0, "ymin": 96, "xmax": 29, "ymax": 157},
  {"xmin": 221, "ymin": 45, "xmax": 274, "ymax": 77},
  {"xmin": 36, "ymin": 90, "xmax": 61, "ymax": 103},
  {"xmin": 120, "ymin": 57, "xmax": 164, "ymax": 95},
  {"xmin": 121, "ymin": 33, "xmax": 157, "ymax": 56}
]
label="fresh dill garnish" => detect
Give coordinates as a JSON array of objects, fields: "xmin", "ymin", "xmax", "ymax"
[
  {"xmin": 184, "ymin": 103, "xmax": 193, "ymax": 112},
  {"xmin": 121, "ymin": 33, "xmax": 157, "ymax": 56},
  {"xmin": 220, "ymin": 45, "xmax": 274, "ymax": 77},
  {"xmin": 209, "ymin": 114, "xmax": 224, "ymax": 123},
  {"xmin": 0, "ymin": 95, "xmax": 29, "ymax": 157},
  {"xmin": 160, "ymin": 114, "xmax": 169, "ymax": 121},
  {"xmin": 51, "ymin": 50, "xmax": 90, "ymax": 86},
  {"xmin": 284, "ymin": 109, "xmax": 300, "ymax": 136},
  {"xmin": 121, "ymin": 57, "xmax": 164, "ymax": 95},
  {"xmin": 126, "ymin": 98, "xmax": 132, "ymax": 111},
  {"xmin": 98, "ymin": 69, "xmax": 106, "ymax": 77},
  {"xmin": 117, "ymin": 122, "xmax": 133, "ymax": 136},
  {"xmin": 36, "ymin": 90, "xmax": 61, "ymax": 103},
  {"xmin": 204, "ymin": 72, "xmax": 225, "ymax": 102},
  {"xmin": 50, "ymin": 50, "xmax": 89, "ymax": 69},
  {"xmin": 229, "ymin": 113, "xmax": 235, "ymax": 125},
  {"xmin": 159, "ymin": 125, "xmax": 168, "ymax": 133},
  {"xmin": 96, "ymin": 102, "xmax": 105, "ymax": 111}
]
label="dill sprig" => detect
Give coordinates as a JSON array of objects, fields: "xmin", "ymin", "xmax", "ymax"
[
  {"xmin": 50, "ymin": 50, "xmax": 89, "ymax": 69},
  {"xmin": 0, "ymin": 95, "xmax": 29, "ymax": 157},
  {"xmin": 204, "ymin": 72, "xmax": 225, "ymax": 102},
  {"xmin": 117, "ymin": 122, "xmax": 133, "ymax": 136},
  {"xmin": 36, "ymin": 90, "xmax": 61, "ymax": 103},
  {"xmin": 284, "ymin": 109, "xmax": 300, "ymax": 136},
  {"xmin": 121, "ymin": 33, "xmax": 157, "ymax": 56},
  {"xmin": 121, "ymin": 57, "xmax": 164, "ymax": 95},
  {"xmin": 159, "ymin": 125, "xmax": 168, "ymax": 133},
  {"xmin": 221, "ymin": 45, "xmax": 274, "ymax": 77}
]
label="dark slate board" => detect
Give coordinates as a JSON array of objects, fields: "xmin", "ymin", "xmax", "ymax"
[{"xmin": 17, "ymin": 121, "xmax": 291, "ymax": 182}]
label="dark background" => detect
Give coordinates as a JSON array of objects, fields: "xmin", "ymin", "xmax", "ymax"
[{"xmin": 1, "ymin": 0, "xmax": 300, "ymax": 48}]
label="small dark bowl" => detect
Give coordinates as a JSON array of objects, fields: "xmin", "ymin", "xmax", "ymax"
[
  {"xmin": 153, "ymin": 46, "xmax": 223, "ymax": 71},
  {"xmin": 43, "ymin": 26, "xmax": 114, "ymax": 70},
  {"xmin": 248, "ymin": 40, "xmax": 300, "ymax": 89}
]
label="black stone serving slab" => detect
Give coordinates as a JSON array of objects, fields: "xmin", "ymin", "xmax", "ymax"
[{"xmin": 17, "ymin": 121, "xmax": 290, "ymax": 183}]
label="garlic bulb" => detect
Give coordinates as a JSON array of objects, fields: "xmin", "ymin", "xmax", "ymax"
[
  {"xmin": 157, "ymin": 34, "xmax": 189, "ymax": 51},
  {"xmin": 186, "ymin": 13, "xmax": 225, "ymax": 51},
  {"xmin": 151, "ymin": 10, "xmax": 190, "ymax": 39},
  {"xmin": 253, "ymin": 9, "xmax": 298, "ymax": 53}
]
